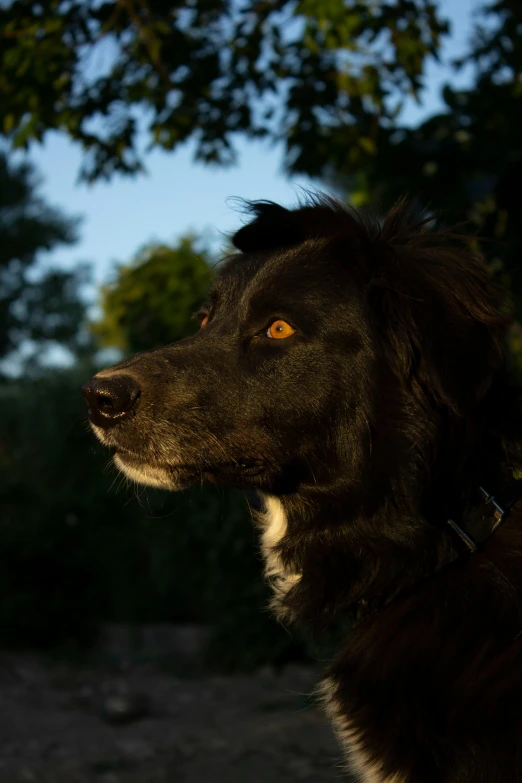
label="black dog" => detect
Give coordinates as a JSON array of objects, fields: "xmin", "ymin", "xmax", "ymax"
[{"xmin": 83, "ymin": 196, "xmax": 522, "ymax": 782}]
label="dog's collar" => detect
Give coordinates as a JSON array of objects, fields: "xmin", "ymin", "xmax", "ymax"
[
  {"xmin": 353, "ymin": 472, "xmax": 522, "ymax": 631},
  {"xmin": 447, "ymin": 473, "xmax": 522, "ymax": 553}
]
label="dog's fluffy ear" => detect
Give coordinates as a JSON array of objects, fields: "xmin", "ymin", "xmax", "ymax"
[
  {"xmin": 368, "ymin": 203, "xmax": 510, "ymax": 415},
  {"xmin": 232, "ymin": 202, "xmax": 304, "ymax": 252},
  {"xmin": 232, "ymin": 198, "xmax": 366, "ymax": 254}
]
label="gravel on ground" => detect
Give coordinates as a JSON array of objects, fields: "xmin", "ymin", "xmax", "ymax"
[{"xmin": 0, "ymin": 651, "xmax": 347, "ymax": 783}]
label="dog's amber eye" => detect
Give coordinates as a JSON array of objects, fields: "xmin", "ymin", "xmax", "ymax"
[
  {"xmin": 200, "ymin": 315, "xmax": 209, "ymax": 328},
  {"xmin": 267, "ymin": 320, "xmax": 296, "ymax": 340}
]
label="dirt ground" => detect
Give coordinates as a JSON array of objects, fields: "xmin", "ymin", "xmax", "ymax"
[{"xmin": 0, "ymin": 650, "xmax": 347, "ymax": 783}]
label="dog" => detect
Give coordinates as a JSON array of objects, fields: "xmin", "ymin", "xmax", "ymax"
[{"xmin": 83, "ymin": 195, "xmax": 522, "ymax": 782}]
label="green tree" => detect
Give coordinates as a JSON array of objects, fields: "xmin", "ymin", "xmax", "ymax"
[
  {"xmin": 0, "ymin": 0, "xmax": 448, "ymax": 181},
  {"xmin": 3, "ymin": 0, "xmax": 520, "ymax": 313},
  {"xmin": 330, "ymin": 0, "xmax": 522, "ymax": 318},
  {"xmin": 93, "ymin": 237, "xmax": 214, "ymax": 353},
  {"xmin": 0, "ymin": 151, "xmax": 89, "ymax": 369}
]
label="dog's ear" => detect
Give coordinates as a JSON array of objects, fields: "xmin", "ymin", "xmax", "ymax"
[
  {"xmin": 232, "ymin": 198, "xmax": 366, "ymax": 254},
  {"xmin": 367, "ymin": 204, "xmax": 510, "ymax": 415},
  {"xmin": 232, "ymin": 202, "xmax": 304, "ymax": 252}
]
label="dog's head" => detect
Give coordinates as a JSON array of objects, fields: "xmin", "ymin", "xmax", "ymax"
[{"xmin": 83, "ymin": 196, "xmax": 511, "ymax": 513}]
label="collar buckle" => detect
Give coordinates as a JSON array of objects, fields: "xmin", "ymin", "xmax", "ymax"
[
  {"xmin": 447, "ymin": 485, "xmax": 507, "ymax": 553},
  {"xmin": 479, "ymin": 485, "xmax": 505, "ymax": 537}
]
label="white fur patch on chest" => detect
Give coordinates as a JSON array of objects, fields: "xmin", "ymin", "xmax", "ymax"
[
  {"xmin": 257, "ymin": 494, "xmax": 301, "ymax": 617},
  {"xmin": 319, "ymin": 677, "xmax": 406, "ymax": 783}
]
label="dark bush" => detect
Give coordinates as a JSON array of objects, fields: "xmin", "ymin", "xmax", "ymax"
[{"xmin": 0, "ymin": 364, "xmax": 308, "ymax": 669}]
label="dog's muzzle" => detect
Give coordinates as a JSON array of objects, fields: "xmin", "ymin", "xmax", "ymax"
[{"xmin": 82, "ymin": 374, "xmax": 141, "ymax": 429}]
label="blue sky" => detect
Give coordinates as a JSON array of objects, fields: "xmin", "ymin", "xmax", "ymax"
[{"xmin": 27, "ymin": 0, "xmax": 478, "ymax": 288}]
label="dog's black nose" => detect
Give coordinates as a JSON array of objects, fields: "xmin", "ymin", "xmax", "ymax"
[{"xmin": 82, "ymin": 374, "xmax": 141, "ymax": 429}]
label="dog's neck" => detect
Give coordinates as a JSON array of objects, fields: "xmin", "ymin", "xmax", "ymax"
[{"xmin": 260, "ymin": 464, "xmax": 522, "ymax": 627}]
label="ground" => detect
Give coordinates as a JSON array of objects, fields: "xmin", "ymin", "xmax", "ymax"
[{"xmin": 0, "ymin": 647, "xmax": 346, "ymax": 783}]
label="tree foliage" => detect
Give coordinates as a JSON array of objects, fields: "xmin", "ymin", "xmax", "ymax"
[
  {"xmin": 0, "ymin": 151, "xmax": 89, "ymax": 367},
  {"xmin": 2, "ymin": 0, "xmax": 519, "ymax": 308},
  {"xmin": 0, "ymin": 0, "xmax": 448, "ymax": 181},
  {"xmin": 93, "ymin": 237, "xmax": 214, "ymax": 353},
  {"xmin": 333, "ymin": 0, "xmax": 522, "ymax": 318}
]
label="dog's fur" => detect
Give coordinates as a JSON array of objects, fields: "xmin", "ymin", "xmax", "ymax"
[{"xmin": 84, "ymin": 195, "xmax": 522, "ymax": 782}]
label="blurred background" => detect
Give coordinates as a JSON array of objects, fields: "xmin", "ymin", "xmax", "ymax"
[{"xmin": 0, "ymin": 0, "xmax": 521, "ymax": 780}]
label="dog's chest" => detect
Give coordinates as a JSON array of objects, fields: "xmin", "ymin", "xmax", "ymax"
[
  {"xmin": 320, "ymin": 678, "xmax": 406, "ymax": 783},
  {"xmin": 258, "ymin": 500, "xmax": 404, "ymax": 781},
  {"xmin": 257, "ymin": 495, "xmax": 301, "ymax": 614}
]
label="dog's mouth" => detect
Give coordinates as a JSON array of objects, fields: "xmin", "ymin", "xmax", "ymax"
[{"xmin": 113, "ymin": 447, "xmax": 267, "ymax": 489}]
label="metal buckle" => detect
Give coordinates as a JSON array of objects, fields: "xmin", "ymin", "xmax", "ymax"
[
  {"xmin": 479, "ymin": 486, "xmax": 505, "ymax": 537},
  {"xmin": 447, "ymin": 486, "xmax": 506, "ymax": 553}
]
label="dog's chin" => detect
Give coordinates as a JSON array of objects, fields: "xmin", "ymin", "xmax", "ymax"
[
  {"xmin": 113, "ymin": 450, "xmax": 269, "ymax": 491},
  {"xmin": 113, "ymin": 453, "xmax": 184, "ymax": 489},
  {"xmin": 91, "ymin": 423, "xmax": 271, "ymax": 489}
]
